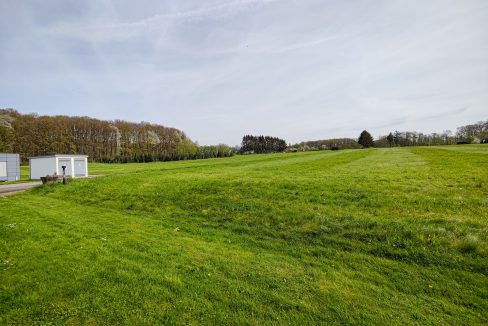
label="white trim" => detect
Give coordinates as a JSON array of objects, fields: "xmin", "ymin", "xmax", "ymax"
[
  {"xmin": 71, "ymin": 157, "xmax": 75, "ymax": 178},
  {"xmin": 28, "ymin": 154, "xmax": 88, "ymax": 159}
]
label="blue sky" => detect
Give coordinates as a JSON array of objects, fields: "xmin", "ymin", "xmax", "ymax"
[{"xmin": 1, "ymin": 0, "xmax": 487, "ymax": 145}]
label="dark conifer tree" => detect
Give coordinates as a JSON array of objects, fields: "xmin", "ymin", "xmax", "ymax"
[
  {"xmin": 386, "ymin": 132, "xmax": 394, "ymax": 147},
  {"xmin": 358, "ymin": 130, "xmax": 374, "ymax": 148}
]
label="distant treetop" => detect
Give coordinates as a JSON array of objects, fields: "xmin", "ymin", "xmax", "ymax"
[{"xmin": 240, "ymin": 135, "xmax": 287, "ymax": 154}]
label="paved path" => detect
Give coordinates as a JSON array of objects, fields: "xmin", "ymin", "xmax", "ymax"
[
  {"xmin": 0, "ymin": 175, "xmax": 104, "ymax": 196},
  {"xmin": 0, "ymin": 182, "xmax": 42, "ymax": 195}
]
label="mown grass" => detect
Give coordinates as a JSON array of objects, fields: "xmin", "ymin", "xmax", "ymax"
[{"xmin": 1, "ymin": 145, "xmax": 487, "ymax": 324}]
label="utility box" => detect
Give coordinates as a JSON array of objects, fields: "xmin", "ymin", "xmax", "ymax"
[
  {"xmin": 0, "ymin": 153, "xmax": 20, "ymax": 182},
  {"xmin": 29, "ymin": 154, "xmax": 88, "ymax": 180}
]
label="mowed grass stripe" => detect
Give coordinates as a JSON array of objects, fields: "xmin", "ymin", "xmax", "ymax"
[{"xmin": 87, "ymin": 150, "xmax": 343, "ymax": 176}]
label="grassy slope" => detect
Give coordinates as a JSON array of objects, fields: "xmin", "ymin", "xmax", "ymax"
[{"xmin": 1, "ymin": 146, "xmax": 487, "ymax": 324}]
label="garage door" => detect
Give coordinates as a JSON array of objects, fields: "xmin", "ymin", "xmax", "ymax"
[
  {"xmin": 74, "ymin": 159, "xmax": 86, "ymax": 177},
  {"xmin": 0, "ymin": 161, "xmax": 6, "ymax": 178},
  {"xmin": 58, "ymin": 159, "xmax": 72, "ymax": 177}
]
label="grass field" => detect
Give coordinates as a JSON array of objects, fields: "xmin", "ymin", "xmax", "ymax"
[{"xmin": 1, "ymin": 145, "xmax": 487, "ymax": 324}]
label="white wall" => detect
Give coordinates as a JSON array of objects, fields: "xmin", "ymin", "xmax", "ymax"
[
  {"xmin": 73, "ymin": 158, "xmax": 88, "ymax": 177},
  {"xmin": 29, "ymin": 156, "xmax": 88, "ymax": 180},
  {"xmin": 29, "ymin": 157, "xmax": 57, "ymax": 180},
  {"xmin": 0, "ymin": 154, "xmax": 20, "ymax": 181},
  {"xmin": 58, "ymin": 156, "xmax": 88, "ymax": 177},
  {"xmin": 56, "ymin": 157, "xmax": 73, "ymax": 177}
]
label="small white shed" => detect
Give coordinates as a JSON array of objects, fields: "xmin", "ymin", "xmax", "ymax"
[{"xmin": 29, "ymin": 154, "xmax": 88, "ymax": 180}]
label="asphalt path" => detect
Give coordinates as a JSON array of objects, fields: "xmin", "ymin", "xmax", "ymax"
[{"xmin": 0, "ymin": 182, "xmax": 42, "ymax": 195}]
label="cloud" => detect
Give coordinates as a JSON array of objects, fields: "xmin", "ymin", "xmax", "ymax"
[
  {"xmin": 41, "ymin": 0, "xmax": 279, "ymax": 43},
  {"xmin": 421, "ymin": 106, "xmax": 470, "ymax": 121},
  {"xmin": 0, "ymin": 0, "xmax": 487, "ymax": 145},
  {"xmin": 145, "ymin": 0, "xmax": 279, "ymax": 22}
]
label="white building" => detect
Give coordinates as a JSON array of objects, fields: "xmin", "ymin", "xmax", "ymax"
[
  {"xmin": 29, "ymin": 154, "xmax": 88, "ymax": 180},
  {"xmin": 0, "ymin": 153, "xmax": 20, "ymax": 182}
]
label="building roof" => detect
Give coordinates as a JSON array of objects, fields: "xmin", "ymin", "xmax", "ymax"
[{"xmin": 28, "ymin": 154, "xmax": 88, "ymax": 159}]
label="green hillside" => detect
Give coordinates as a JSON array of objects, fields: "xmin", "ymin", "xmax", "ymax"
[{"xmin": 1, "ymin": 146, "xmax": 487, "ymax": 324}]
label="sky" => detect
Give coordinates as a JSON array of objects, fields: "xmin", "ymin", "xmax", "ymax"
[{"xmin": 1, "ymin": 0, "xmax": 487, "ymax": 145}]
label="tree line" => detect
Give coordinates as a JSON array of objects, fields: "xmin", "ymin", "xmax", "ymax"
[
  {"xmin": 375, "ymin": 120, "xmax": 488, "ymax": 147},
  {"xmin": 456, "ymin": 120, "xmax": 488, "ymax": 143},
  {"xmin": 0, "ymin": 109, "xmax": 234, "ymax": 162},
  {"xmin": 286, "ymin": 119, "xmax": 487, "ymax": 153},
  {"xmin": 288, "ymin": 138, "xmax": 361, "ymax": 151},
  {"xmin": 1, "ymin": 108, "xmax": 485, "ymax": 162},
  {"xmin": 240, "ymin": 135, "xmax": 287, "ymax": 153}
]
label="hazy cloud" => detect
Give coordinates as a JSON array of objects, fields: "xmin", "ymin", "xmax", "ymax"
[{"xmin": 1, "ymin": 0, "xmax": 487, "ymax": 144}]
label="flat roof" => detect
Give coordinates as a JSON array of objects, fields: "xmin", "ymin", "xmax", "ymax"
[{"xmin": 28, "ymin": 154, "xmax": 88, "ymax": 159}]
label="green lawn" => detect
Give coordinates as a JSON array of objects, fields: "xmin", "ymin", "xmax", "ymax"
[{"xmin": 1, "ymin": 146, "xmax": 487, "ymax": 324}]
